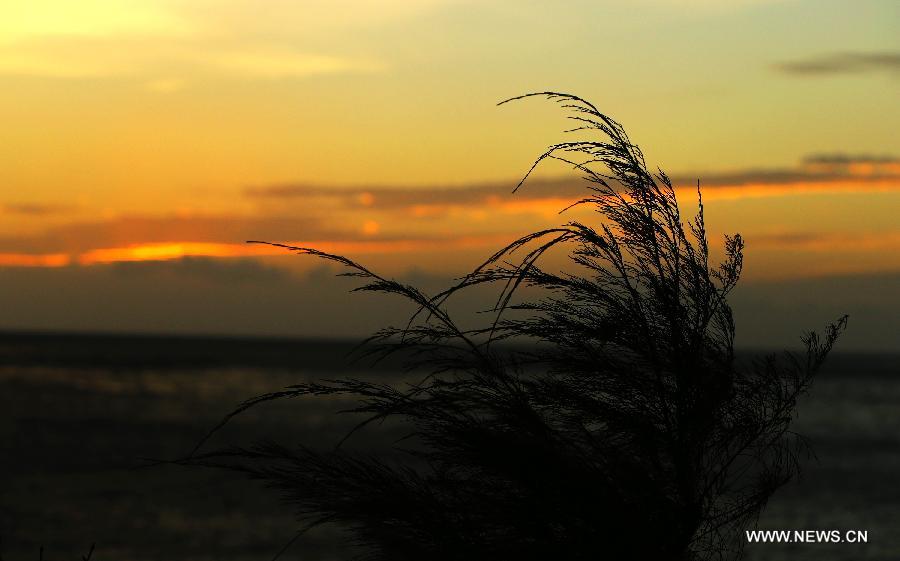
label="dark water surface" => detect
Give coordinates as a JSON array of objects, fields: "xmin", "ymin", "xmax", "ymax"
[{"xmin": 1, "ymin": 332, "xmax": 897, "ymax": 560}]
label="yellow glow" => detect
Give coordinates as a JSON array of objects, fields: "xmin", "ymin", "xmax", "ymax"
[
  {"xmin": 0, "ymin": 1, "xmax": 190, "ymax": 43},
  {"xmin": 78, "ymin": 242, "xmax": 264, "ymax": 265},
  {"xmin": 69, "ymin": 237, "xmax": 511, "ymax": 267},
  {"xmin": 0, "ymin": 0, "xmax": 896, "ymax": 289}
]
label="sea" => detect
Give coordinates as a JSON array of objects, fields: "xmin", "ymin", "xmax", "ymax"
[{"xmin": 1, "ymin": 331, "xmax": 897, "ymax": 561}]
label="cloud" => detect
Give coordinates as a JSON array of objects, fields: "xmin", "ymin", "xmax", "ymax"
[
  {"xmin": 803, "ymin": 153, "xmax": 900, "ymax": 166},
  {"xmin": 804, "ymin": 154, "xmax": 899, "ymax": 165},
  {"xmin": 3, "ymin": 156, "xmax": 898, "ymax": 268},
  {"xmin": 247, "ymin": 154, "xmax": 900, "ymax": 207},
  {"xmin": 0, "ymin": 1, "xmax": 192, "ymax": 43},
  {"xmin": 0, "ymin": 36, "xmax": 384, "ymax": 80},
  {"xmin": 673, "ymin": 154, "xmax": 900, "ymax": 187},
  {"xmin": 0, "ymin": 1, "xmax": 407, "ymax": 80},
  {"xmin": 0, "ymin": 211, "xmax": 512, "ymax": 266},
  {"xmin": 751, "ymin": 231, "xmax": 900, "ymax": 252},
  {"xmin": 2, "ymin": 203, "xmax": 71, "ymax": 215},
  {"xmin": 246, "ymin": 177, "xmax": 588, "ymax": 208},
  {"xmin": 0, "ymin": 214, "xmax": 351, "ymax": 254},
  {"xmin": 774, "ymin": 51, "xmax": 900, "ymax": 76}
]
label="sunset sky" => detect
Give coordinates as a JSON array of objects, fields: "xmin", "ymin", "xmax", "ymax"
[{"xmin": 0, "ymin": 0, "xmax": 897, "ymax": 349}]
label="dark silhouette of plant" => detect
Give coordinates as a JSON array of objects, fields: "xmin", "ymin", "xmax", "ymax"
[{"xmin": 187, "ymin": 93, "xmax": 846, "ymax": 560}]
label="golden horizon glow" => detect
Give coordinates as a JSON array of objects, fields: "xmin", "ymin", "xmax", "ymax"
[
  {"xmin": 0, "ymin": 175, "xmax": 897, "ymax": 284},
  {"xmin": 0, "ymin": 236, "xmax": 514, "ymax": 268},
  {"xmin": 0, "ymin": 0, "xmax": 897, "ymax": 290},
  {"xmin": 0, "ymin": 253, "xmax": 71, "ymax": 267}
]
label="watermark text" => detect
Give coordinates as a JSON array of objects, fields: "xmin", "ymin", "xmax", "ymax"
[{"xmin": 746, "ymin": 529, "xmax": 868, "ymax": 544}]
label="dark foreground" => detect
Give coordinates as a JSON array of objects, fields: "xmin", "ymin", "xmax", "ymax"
[{"xmin": 0, "ymin": 332, "xmax": 897, "ymax": 560}]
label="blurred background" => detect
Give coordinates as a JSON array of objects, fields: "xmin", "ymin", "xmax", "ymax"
[{"xmin": 0, "ymin": 1, "xmax": 897, "ymax": 559}]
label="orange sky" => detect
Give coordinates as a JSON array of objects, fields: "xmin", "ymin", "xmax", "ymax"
[
  {"xmin": 3, "ymin": 167, "xmax": 898, "ymax": 282},
  {"xmin": 0, "ymin": 1, "xmax": 898, "ymax": 343}
]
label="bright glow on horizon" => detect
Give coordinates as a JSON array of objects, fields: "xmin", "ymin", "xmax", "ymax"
[
  {"xmin": 0, "ymin": 1, "xmax": 896, "ymax": 299},
  {"xmin": 0, "ymin": 253, "xmax": 70, "ymax": 267}
]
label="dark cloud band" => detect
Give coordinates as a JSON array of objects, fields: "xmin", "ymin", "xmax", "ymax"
[
  {"xmin": 774, "ymin": 51, "xmax": 900, "ymax": 76},
  {"xmin": 245, "ymin": 154, "xmax": 900, "ymax": 204}
]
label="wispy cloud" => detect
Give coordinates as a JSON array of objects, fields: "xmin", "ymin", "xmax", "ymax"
[
  {"xmin": 0, "ymin": 211, "xmax": 509, "ymax": 266},
  {"xmin": 679, "ymin": 154, "xmax": 900, "ymax": 187},
  {"xmin": 247, "ymin": 154, "xmax": 900, "ymax": 206},
  {"xmin": 0, "ymin": 38, "xmax": 384, "ymax": 80},
  {"xmin": 0, "ymin": 1, "xmax": 388, "ymax": 80},
  {"xmin": 246, "ymin": 178, "xmax": 587, "ymax": 208},
  {"xmin": 0, "ymin": 0, "xmax": 192, "ymax": 43},
  {"xmin": 0, "ymin": 214, "xmax": 355, "ymax": 254},
  {"xmin": 774, "ymin": 51, "xmax": 900, "ymax": 76},
  {"xmin": 803, "ymin": 153, "xmax": 900, "ymax": 166},
  {"xmin": 1, "ymin": 203, "xmax": 72, "ymax": 215},
  {"xmin": 752, "ymin": 231, "xmax": 900, "ymax": 252},
  {"xmin": 2, "ymin": 157, "xmax": 898, "ymax": 270}
]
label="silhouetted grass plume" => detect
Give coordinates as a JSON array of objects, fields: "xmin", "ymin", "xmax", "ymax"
[{"xmin": 186, "ymin": 93, "xmax": 847, "ymax": 560}]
